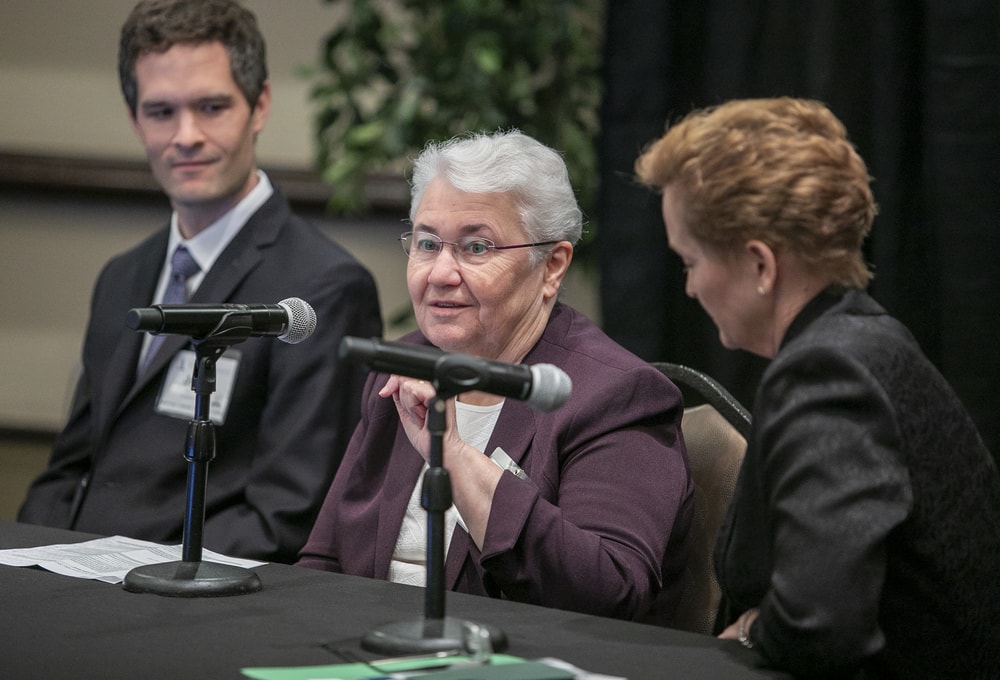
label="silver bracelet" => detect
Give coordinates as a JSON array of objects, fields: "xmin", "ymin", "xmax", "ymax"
[{"xmin": 737, "ymin": 614, "xmax": 754, "ymax": 649}]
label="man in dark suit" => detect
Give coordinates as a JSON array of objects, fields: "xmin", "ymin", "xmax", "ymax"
[{"xmin": 17, "ymin": 0, "xmax": 382, "ymax": 564}]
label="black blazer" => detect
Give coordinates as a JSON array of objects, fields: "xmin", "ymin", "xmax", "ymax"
[
  {"xmin": 715, "ymin": 288, "xmax": 1000, "ymax": 679},
  {"xmin": 18, "ymin": 190, "xmax": 383, "ymax": 563}
]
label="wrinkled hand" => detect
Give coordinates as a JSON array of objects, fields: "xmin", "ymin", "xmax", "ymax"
[
  {"xmin": 379, "ymin": 375, "xmax": 504, "ymax": 549},
  {"xmin": 379, "ymin": 375, "xmax": 460, "ymax": 462}
]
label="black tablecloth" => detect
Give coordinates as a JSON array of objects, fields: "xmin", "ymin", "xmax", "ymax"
[{"xmin": 0, "ymin": 522, "xmax": 788, "ymax": 679}]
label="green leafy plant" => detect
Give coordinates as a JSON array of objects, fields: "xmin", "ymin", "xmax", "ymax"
[{"xmin": 307, "ymin": 0, "xmax": 605, "ymax": 221}]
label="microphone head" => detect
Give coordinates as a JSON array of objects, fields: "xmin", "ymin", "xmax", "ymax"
[
  {"xmin": 527, "ymin": 363, "xmax": 572, "ymax": 412},
  {"xmin": 277, "ymin": 298, "xmax": 316, "ymax": 344}
]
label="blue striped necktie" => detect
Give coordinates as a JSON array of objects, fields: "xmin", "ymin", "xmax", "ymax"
[{"xmin": 140, "ymin": 245, "xmax": 200, "ymax": 374}]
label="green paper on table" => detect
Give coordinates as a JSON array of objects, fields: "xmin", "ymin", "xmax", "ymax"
[
  {"xmin": 241, "ymin": 653, "xmax": 573, "ymax": 680},
  {"xmin": 404, "ymin": 659, "xmax": 574, "ymax": 679}
]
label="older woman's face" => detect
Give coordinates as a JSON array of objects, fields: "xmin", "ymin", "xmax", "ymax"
[
  {"xmin": 407, "ymin": 178, "xmax": 563, "ymax": 362},
  {"xmin": 662, "ymin": 187, "xmax": 766, "ymax": 354}
]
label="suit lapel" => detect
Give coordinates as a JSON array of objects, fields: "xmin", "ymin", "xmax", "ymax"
[
  {"xmin": 120, "ymin": 193, "xmax": 287, "ymax": 405},
  {"xmin": 189, "ymin": 213, "xmax": 266, "ymax": 306},
  {"xmin": 374, "ymin": 429, "xmax": 426, "ymax": 579},
  {"xmin": 442, "ymin": 401, "xmax": 538, "ymax": 589},
  {"xmin": 100, "ymin": 232, "xmax": 168, "ymax": 427},
  {"xmin": 484, "ymin": 402, "xmax": 537, "ymax": 471}
]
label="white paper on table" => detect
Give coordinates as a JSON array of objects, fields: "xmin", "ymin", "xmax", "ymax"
[{"xmin": 0, "ymin": 535, "xmax": 265, "ymax": 584}]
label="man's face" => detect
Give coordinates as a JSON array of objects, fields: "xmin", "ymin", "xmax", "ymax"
[{"xmin": 129, "ymin": 41, "xmax": 269, "ymax": 235}]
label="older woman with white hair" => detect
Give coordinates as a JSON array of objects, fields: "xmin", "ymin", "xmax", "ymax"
[{"xmin": 299, "ymin": 130, "xmax": 693, "ymax": 626}]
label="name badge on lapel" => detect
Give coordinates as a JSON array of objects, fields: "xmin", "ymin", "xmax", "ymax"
[
  {"xmin": 490, "ymin": 447, "xmax": 530, "ymax": 482},
  {"xmin": 155, "ymin": 349, "xmax": 241, "ymax": 424}
]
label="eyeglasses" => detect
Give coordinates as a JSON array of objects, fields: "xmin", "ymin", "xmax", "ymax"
[{"xmin": 399, "ymin": 231, "xmax": 559, "ymax": 266}]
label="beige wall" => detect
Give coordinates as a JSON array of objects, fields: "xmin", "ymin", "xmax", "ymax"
[
  {"xmin": 0, "ymin": 0, "xmax": 344, "ymax": 166},
  {"xmin": 0, "ymin": 2, "xmax": 599, "ymax": 432}
]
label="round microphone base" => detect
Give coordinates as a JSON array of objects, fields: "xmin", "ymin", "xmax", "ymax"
[
  {"xmin": 122, "ymin": 560, "xmax": 262, "ymax": 597},
  {"xmin": 361, "ymin": 616, "xmax": 507, "ymax": 657}
]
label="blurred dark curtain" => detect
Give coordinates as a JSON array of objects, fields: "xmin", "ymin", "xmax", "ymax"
[{"xmin": 597, "ymin": 1, "xmax": 1000, "ymax": 460}]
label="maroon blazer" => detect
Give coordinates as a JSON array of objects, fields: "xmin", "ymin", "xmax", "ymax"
[{"xmin": 299, "ymin": 303, "xmax": 693, "ymax": 625}]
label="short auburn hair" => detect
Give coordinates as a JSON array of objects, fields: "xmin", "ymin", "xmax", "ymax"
[{"xmin": 636, "ymin": 97, "xmax": 876, "ymax": 288}]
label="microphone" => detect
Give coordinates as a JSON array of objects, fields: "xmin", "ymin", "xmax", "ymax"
[
  {"xmin": 340, "ymin": 336, "xmax": 572, "ymax": 412},
  {"xmin": 126, "ymin": 297, "xmax": 317, "ymax": 344}
]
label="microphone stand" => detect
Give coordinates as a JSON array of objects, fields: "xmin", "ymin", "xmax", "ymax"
[
  {"xmin": 361, "ymin": 370, "xmax": 507, "ymax": 655},
  {"xmin": 123, "ymin": 336, "xmax": 262, "ymax": 597}
]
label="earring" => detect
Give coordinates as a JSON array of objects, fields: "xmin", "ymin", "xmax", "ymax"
[{"xmin": 757, "ymin": 285, "xmax": 766, "ymax": 296}]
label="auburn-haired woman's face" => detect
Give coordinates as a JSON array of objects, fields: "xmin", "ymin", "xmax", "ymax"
[{"xmin": 662, "ymin": 187, "xmax": 770, "ymax": 355}]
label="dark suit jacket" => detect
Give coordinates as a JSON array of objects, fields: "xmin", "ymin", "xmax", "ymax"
[
  {"xmin": 299, "ymin": 303, "xmax": 694, "ymax": 625},
  {"xmin": 715, "ymin": 288, "xmax": 1000, "ymax": 679},
  {"xmin": 18, "ymin": 190, "xmax": 383, "ymax": 564}
]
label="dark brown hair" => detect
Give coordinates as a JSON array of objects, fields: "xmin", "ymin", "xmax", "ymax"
[{"xmin": 118, "ymin": 0, "xmax": 267, "ymax": 116}]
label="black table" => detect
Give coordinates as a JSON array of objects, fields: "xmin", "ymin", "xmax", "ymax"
[{"xmin": 0, "ymin": 522, "xmax": 789, "ymax": 679}]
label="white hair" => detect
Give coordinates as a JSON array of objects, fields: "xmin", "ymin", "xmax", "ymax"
[{"xmin": 409, "ymin": 129, "xmax": 583, "ymax": 263}]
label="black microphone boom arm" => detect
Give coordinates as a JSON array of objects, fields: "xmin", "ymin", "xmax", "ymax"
[
  {"xmin": 339, "ymin": 336, "xmax": 571, "ymax": 412},
  {"xmin": 126, "ymin": 298, "xmax": 316, "ymax": 344}
]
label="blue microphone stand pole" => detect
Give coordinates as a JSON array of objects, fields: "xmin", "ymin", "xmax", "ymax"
[{"xmin": 123, "ymin": 337, "xmax": 261, "ymax": 597}]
